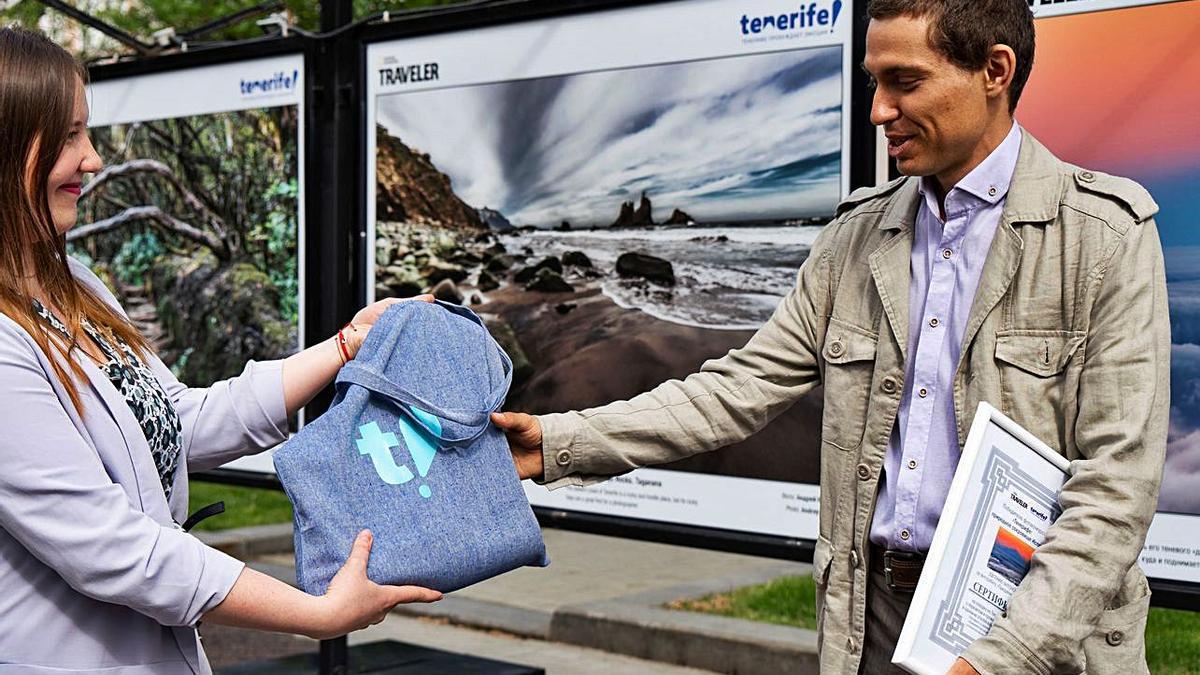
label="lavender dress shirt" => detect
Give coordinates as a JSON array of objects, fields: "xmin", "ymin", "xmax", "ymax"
[{"xmin": 869, "ymin": 122, "xmax": 1023, "ymax": 552}]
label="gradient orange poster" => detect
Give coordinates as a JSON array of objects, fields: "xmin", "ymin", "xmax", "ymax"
[{"xmin": 1020, "ymin": 0, "xmax": 1200, "ymax": 515}]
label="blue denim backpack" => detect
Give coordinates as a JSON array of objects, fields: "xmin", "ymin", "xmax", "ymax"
[{"xmin": 273, "ymin": 300, "xmax": 548, "ymax": 594}]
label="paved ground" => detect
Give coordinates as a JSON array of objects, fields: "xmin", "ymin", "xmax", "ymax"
[
  {"xmin": 256, "ymin": 528, "xmax": 804, "ymax": 615},
  {"xmin": 350, "ymin": 615, "xmax": 716, "ymax": 675},
  {"xmin": 203, "ymin": 527, "xmax": 811, "ymax": 673}
]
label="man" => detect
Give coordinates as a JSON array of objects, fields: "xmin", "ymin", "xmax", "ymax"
[{"xmin": 493, "ymin": 1, "xmax": 1167, "ymax": 672}]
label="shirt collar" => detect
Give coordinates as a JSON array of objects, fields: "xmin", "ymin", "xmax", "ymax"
[{"xmin": 917, "ymin": 121, "xmax": 1023, "ymax": 209}]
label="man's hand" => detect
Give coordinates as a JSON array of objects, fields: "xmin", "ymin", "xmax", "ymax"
[
  {"xmin": 490, "ymin": 411, "xmax": 545, "ymax": 480},
  {"xmin": 947, "ymin": 658, "xmax": 980, "ymax": 675}
]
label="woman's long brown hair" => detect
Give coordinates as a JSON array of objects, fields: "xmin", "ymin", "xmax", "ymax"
[{"xmin": 0, "ymin": 26, "xmax": 151, "ymax": 414}]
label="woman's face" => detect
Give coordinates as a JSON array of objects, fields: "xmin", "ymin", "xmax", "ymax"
[{"xmin": 44, "ymin": 80, "xmax": 102, "ymax": 235}]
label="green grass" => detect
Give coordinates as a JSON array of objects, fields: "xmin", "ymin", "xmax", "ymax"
[
  {"xmin": 1147, "ymin": 606, "xmax": 1200, "ymax": 674},
  {"xmin": 668, "ymin": 576, "xmax": 1200, "ymax": 673},
  {"xmin": 667, "ymin": 575, "xmax": 819, "ymax": 630},
  {"xmin": 186, "ymin": 480, "xmax": 294, "ymax": 532}
]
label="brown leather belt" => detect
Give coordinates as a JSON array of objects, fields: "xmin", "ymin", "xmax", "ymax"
[{"xmin": 870, "ymin": 544, "xmax": 926, "ymax": 593}]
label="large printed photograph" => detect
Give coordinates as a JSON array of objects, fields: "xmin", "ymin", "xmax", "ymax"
[
  {"xmin": 373, "ymin": 46, "xmax": 844, "ymax": 483},
  {"xmin": 1021, "ymin": 0, "xmax": 1200, "ymax": 516},
  {"xmin": 72, "ymin": 105, "xmax": 301, "ymax": 386}
]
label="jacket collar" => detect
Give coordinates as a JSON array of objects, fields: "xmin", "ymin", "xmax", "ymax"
[{"xmin": 1000, "ymin": 129, "xmax": 1066, "ymax": 226}]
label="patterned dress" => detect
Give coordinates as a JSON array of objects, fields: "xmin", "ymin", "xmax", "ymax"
[{"xmin": 32, "ymin": 300, "xmax": 183, "ymax": 500}]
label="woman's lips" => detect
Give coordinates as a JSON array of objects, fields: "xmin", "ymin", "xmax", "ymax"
[{"xmin": 58, "ymin": 184, "xmax": 82, "ymax": 196}]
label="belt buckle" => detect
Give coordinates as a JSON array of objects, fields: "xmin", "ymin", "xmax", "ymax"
[{"xmin": 883, "ymin": 550, "xmax": 919, "ymax": 592}]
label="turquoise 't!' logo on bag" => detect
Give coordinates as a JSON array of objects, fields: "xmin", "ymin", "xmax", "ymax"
[{"xmin": 355, "ymin": 409, "xmax": 442, "ymax": 498}]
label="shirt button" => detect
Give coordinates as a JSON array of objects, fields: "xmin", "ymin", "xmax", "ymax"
[
  {"xmin": 829, "ymin": 341, "xmax": 844, "ymax": 357},
  {"xmin": 942, "ymin": 248, "xmax": 953, "ymax": 260},
  {"xmin": 850, "ymin": 549, "xmax": 861, "ymax": 568},
  {"xmin": 918, "ymin": 388, "xmax": 928, "ymax": 398},
  {"xmin": 1107, "ymin": 629, "xmax": 1124, "ymax": 646},
  {"xmin": 929, "ymin": 317, "xmax": 939, "ymax": 328},
  {"xmin": 846, "ymin": 637, "xmax": 858, "ymax": 654},
  {"xmin": 900, "ymin": 529, "xmax": 911, "ymax": 541},
  {"xmin": 908, "ymin": 459, "xmax": 918, "ymax": 470},
  {"xmin": 555, "ymin": 450, "xmax": 573, "ymax": 467},
  {"xmin": 881, "ymin": 377, "xmax": 897, "ymax": 394},
  {"xmin": 856, "ymin": 464, "xmax": 871, "ymax": 480},
  {"xmin": 1079, "ymin": 170, "xmax": 1096, "ymax": 183},
  {"xmin": 988, "ymin": 186, "xmax": 997, "ymax": 197}
]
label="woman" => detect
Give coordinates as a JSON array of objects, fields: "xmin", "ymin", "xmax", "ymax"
[{"xmin": 0, "ymin": 26, "xmax": 440, "ymax": 673}]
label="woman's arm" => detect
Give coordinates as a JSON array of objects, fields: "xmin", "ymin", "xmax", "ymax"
[
  {"xmin": 204, "ymin": 530, "xmax": 441, "ymax": 639},
  {"xmin": 281, "ymin": 296, "xmax": 433, "ymax": 415}
]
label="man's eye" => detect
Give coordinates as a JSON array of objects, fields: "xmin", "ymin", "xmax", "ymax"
[{"xmin": 899, "ymin": 80, "xmax": 921, "ymax": 91}]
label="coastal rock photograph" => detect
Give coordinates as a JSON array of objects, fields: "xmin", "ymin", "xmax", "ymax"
[{"xmin": 372, "ymin": 46, "xmax": 845, "ymax": 484}]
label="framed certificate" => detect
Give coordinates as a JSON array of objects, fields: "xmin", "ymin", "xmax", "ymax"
[{"xmin": 892, "ymin": 402, "xmax": 1070, "ymax": 675}]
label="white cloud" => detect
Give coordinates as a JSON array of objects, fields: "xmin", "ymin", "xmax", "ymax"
[{"xmin": 376, "ymin": 46, "xmax": 842, "ymax": 227}]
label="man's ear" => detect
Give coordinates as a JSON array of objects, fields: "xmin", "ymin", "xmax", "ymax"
[{"xmin": 984, "ymin": 44, "xmax": 1017, "ymax": 106}]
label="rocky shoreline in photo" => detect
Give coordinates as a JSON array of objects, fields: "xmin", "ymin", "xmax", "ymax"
[
  {"xmin": 371, "ymin": 220, "xmax": 821, "ymax": 484},
  {"xmin": 372, "ymin": 125, "xmax": 825, "ymax": 483}
]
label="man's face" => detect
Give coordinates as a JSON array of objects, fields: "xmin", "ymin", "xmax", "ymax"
[{"xmin": 863, "ymin": 14, "xmax": 994, "ymax": 187}]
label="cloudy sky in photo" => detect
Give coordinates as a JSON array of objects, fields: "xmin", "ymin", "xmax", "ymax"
[{"xmin": 376, "ymin": 46, "xmax": 843, "ymax": 228}]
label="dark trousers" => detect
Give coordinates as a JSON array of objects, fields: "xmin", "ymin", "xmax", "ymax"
[{"xmin": 858, "ymin": 548, "xmax": 916, "ymax": 675}]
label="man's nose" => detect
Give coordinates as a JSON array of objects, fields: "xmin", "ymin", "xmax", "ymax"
[{"xmin": 870, "ymin": 88, "xmax": 900, "ymax": 127}]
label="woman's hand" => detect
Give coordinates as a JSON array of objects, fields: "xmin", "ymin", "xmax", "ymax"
[
  {"xmin": 343, "ymin": 295, "xmax": 435, "ymax": 360},
  {"xmin": 281, "ymin": 295, "xmax": 433, "ymax": 416},
  {"xmin": 308, "ymin": 529, "xmax": 442, "ymax": 640},
  {"xmin": 490, "ymin": 411, "xmax": 545, "ymax": 480},
  {"xmin": 202, "ymin": 529, "xmax": 441, "ymax": 638}
]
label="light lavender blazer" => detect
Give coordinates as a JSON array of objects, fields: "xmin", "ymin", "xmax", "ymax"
[{"xmin": 0, "ymin": 259, "xmax": 289, "ymax": 673}]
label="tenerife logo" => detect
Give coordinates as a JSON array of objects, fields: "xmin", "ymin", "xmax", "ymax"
[
  {"xmin": 239, "ymin": 69, "xmax": 299, "ymax": 98},
  {"xmin": 740, "ymin": 1, "xmax": 843, "ymax": 38},
  {"xmin": 355, "ymin": 408, "xmax": 442, "ymax": 498}
]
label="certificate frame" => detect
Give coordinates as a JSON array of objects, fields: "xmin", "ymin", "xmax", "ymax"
[{"xmin": 892, "ymin": 402, "xmax": 1070, "ymax": 675}]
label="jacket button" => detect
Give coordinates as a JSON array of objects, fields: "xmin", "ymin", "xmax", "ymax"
[
  {"xmin": 829, "ymin": 341, "xmax": 844, "ymax": 357},
  {"xmin": 1106, "ymin": 629, "xmax": 1124, "ymax": 646},
  {"xmin": 856, "ymin": 464, "xmax": 871, "ymax": 480},
  {"xmin": 1079, "ymin": 170, "xmax": 1096, "ymax": 183},
  {"xmin": 850, "ymin": 550, "xmax": 860, "ymax": 568},
  {"xmin": 881, "ymin": 377, "xmax": 897, "ymax": 394},
  {"xmin": 555, "ymin": 450, "xmax": 573, "ymax": 467}
]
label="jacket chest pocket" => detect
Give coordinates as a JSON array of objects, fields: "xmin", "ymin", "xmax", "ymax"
[
  {"xmin": 993, "ymin": 330, "xmax": 1085, "ymax": 436},
  {"xmin": 821, "ymin": 318, "xmax": 878, "ymax": 451}
]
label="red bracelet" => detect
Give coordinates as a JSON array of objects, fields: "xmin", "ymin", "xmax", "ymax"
[{"xmin": 336, "ymin": 323, "xmax": 354, "ymax": 364}]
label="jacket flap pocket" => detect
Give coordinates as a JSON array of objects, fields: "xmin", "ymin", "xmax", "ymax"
[
  {"xmin": 812, "ymin": 535, "xmax": 835, "ymax": 585},
  {"xmin": 995, "ymin": 330, "xmax": 1086, "ymax": 377},
  {"xmin": 824, "ymin": 319, "xmax": 878, "ymax": 365}
]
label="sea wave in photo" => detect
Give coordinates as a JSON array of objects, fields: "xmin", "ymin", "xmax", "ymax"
[{"xmin": 502, "ymin": 225, "xmax": 822, "ymax": 329}]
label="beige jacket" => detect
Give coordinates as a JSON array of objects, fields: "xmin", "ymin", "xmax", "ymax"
[{"xmin": 537, "ymin": 131, "xmax": 1168, "ymax": 674}]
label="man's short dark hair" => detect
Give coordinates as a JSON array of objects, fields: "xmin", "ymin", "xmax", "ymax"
[{"xmin": 867, "ymin": 0, "xmax": 1035, "ymax": 113}]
